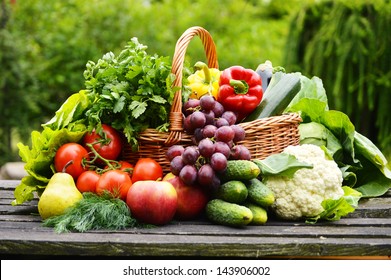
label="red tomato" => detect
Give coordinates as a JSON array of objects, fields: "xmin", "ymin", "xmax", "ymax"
[
  {"xmin": 131, "ymin": 158, "xmax": 163, "ymax": 183},
  {"xmin": 83, "ymin": 124, "xmax": 123, "ymax": 162},
  {"xmin": 96, "ymin": 170, "xmax": 132, "ymax": 200},
  {"xmin": 54, "ymin": 143, "xmax": 89, "ymax": 179},
  {"xmin": 117, "ymin": 161, "xmax": 134, "ymax": 177},
  {"xmin": 103, "ymin": 161, "xmax": 134, "ymax": 177},
  {"xmin": 76, "ymin": 170, "xmax": 100, "ymax": 193}
]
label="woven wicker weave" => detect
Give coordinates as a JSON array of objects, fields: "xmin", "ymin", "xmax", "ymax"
[{"xmin": 123, "ymin": 26, "xmax": 301, "ymax": 172}]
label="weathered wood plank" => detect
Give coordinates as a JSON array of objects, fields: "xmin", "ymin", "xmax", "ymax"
[
  {"xmin": 1, "ymin": 191, "xmax": 17, "ymax": 199},
  {"xmin": 0, "ymin": 199, "xmax": 38, "ymax": 207},
  {"xmin": 1, "ymin": 212, "xmax": 391, "ymax": 227},
  {"xmin": 0, "ymin": 205, "xmax": 38, "ymax": 215},
  {"xmin": 320, "ymin": 217, "xmax": 391, "ymax": 226},
  {"xmin": 1, "ymin": 218, "xmax": 391, "ymax": 239},
  {"xmin": 0, "ymin": 180, "xmax": 23, "ymax": 190},
  {"xmin": 0, "ymin": 230, "xmax": 390, "ymax": 257},
  {"xmin": 2, "ymin": 197, "xmax": 391, "ymax": 219},
  {"xmin": 0, "ymin": 214, "xmax": 42, "ymax": 222}
]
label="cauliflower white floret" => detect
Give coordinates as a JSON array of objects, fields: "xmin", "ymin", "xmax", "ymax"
[{"xmin": 265, "ymin": 144, "xmax": 344, "ymax": 220}]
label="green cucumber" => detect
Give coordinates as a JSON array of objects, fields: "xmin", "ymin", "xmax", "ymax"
[
  {"xmin": 216, "ymin": 180, "xmax": 248, "ymax": 204},
  {"xmin": 246, "ymin": 178, "xmax": 275, "ymax": 208},
  {"xmin": 244, "ymin": 202, "xmax": 268, "ymax": 225},
  {"xmin": 206, "ymin": 199, "xmax": 253, "ymax": 227},
  {"xmin": 243, "ymin": 71, "xmax": 301, "ymax": 121},
  {"xmin": 220, "ymin": 160, "xmax": 260, "ymax": 182}
]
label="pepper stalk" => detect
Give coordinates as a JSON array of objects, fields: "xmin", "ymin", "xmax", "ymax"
[{"xmin": 187, "ymin": 61, "xmax": 221, "ymax": 99}]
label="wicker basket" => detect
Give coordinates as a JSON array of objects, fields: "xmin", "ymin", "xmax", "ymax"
[{"xmin": 122, "ymin": 26, "xmax": 302, "ymax": 172}]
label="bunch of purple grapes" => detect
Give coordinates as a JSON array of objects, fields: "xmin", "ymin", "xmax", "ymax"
[{"xmin": 166, "ymin": 95, "xmax": 251, "ymax": 191}]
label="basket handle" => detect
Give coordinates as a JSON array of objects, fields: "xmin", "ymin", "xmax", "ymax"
[{"xmin": 165, "ymin": 26, "xmax": 219, "ymax": 145}]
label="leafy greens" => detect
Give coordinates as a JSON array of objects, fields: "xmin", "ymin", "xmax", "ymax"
[
  {"xmin": 83, "ymin": 37, "xmax": 177, "ymax": 148},
  {"xmin": 285, "ymin": 75, "xmax": 391, "ymax": 198},
  {"xmin": 14, "ymin": 123, "xmax": 87, "ymax": 205},
  {"xmin": 14, "ymin": 38, "xmax": 179, "ymax": 205}
]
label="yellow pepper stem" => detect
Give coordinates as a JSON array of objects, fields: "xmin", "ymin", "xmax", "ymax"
[{"xmin": 194, "ymin": 61, "xmax": 211, "ymax": 84}]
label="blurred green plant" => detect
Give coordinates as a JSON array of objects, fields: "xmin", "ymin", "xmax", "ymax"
[
  {"xmin": 0, "ymin": 0, "xmax": 40, "ymax": 163},
  {"xmin": 284, "ymin": 0, "xmax": 391, "ymax": 157}
]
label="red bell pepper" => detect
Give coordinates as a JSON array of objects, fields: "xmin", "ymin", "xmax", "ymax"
[{"xmin": 217, "ymin": 65, "xmax": 263, "ymax": 122}]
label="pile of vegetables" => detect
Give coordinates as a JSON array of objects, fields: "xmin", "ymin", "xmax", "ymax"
[
  {"xmin": 13, "ymin": 38, "xmax": 176, "ymax": 205},
  {"xmin": 12, "ymin": 34, "xmax": 391, "ymax": 232}
]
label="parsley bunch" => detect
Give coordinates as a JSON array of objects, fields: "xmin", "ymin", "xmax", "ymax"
[{"xmin": 83, "ymin": 38, "xmax": 177, "ymax": 148}]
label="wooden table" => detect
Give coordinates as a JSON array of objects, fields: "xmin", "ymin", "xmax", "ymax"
[{"xmin": 1, "ymin": 180, "xmax": 390, "ymax": 259}]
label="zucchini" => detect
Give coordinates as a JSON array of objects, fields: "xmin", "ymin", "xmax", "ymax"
[{"xmin": 243, "ymin": 71, "xmax": 301, "ymax": 121}]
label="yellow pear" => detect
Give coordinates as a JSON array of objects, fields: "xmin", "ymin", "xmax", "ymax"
[{"xmin": 38, "ymin": 172, "xmax": 83, "ymax": 220}]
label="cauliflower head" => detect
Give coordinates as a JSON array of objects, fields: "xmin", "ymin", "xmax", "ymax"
[{"xmin": 264, "ymin": 144, "xmax": 344, "ymax": 220}]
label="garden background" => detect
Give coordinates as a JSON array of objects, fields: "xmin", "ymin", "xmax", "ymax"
[{"xmin": 1, "ymin": 0, "xmax": 390, "ymax": 167}]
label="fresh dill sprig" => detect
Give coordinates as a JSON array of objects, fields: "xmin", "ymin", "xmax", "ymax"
[{"xmin": 43, "ymin": 192, "xmax": 143, "ymax": 233}]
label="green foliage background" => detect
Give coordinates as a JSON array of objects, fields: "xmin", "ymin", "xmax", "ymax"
[
  {"xmin": 284, "ymin": 0, "xmax": 391, "ymax": 156},
  {"xmin": 1, "ymin": 0, "xmax": 391, "ymax": 166}
]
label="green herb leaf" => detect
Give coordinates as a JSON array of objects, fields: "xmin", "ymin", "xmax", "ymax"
[
  {"xmin": 83, "ymin": 38, "xmax": 176, "ymax": 146},
  {"xmin": 149, "ymin": 95, "xmax": 167, "ymax": 104},
  {"xmin": 43, "ymin": 193, "xmax": 143, "ymax": 233},
  {"xmin": 129, "ymin": 101, "xmax": 147, "ymax": 119},
  {"xmin": 114, "ymin": 96, "xmax": 126, "ymax": 113}
]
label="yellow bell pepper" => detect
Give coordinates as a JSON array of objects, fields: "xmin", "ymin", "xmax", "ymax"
[{"xmin": 187, "ymin": 61, "xmax": 221, "ymax": 99}]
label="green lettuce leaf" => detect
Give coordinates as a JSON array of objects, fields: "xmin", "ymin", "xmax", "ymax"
[
  {"xmin": 12, "ymin": 176, "xmax": 45, "ymax": 205},
  {"xmin": 299, "ymin": 122, "xmax": 343, "ymax": 161},
  {"xmin": 320, "ymin": 110, "xmax": 358, "ymax": 166},
  {"xmin": 13, "ymin": 124, "xmax": 87, "ymax": 205},
  {"xmin": 288, "ymin": 75, "xmax": 328, "ymax": 110},
  {"xmin": 43, "ymin": 90, "xmax": 89, "ymax": 130},
  {"xmin": 252, "ymin": 153, "xmax": 313, "ymax": 178},
  {"xmin": 306, "ymin": 186, "xmax": 362, "ymax": 224},
  {"xmin": 354, "ymin": 131, "xmax": 391, "ymax": 179},
  {"xmin": 339, "ymin": 166, "xmax": 357, "ymax": 188},
  {"xmin": 352, "ymin": 155, "xmax": 391, "ymax": 198}
]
